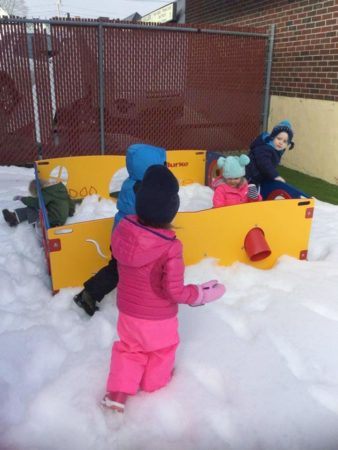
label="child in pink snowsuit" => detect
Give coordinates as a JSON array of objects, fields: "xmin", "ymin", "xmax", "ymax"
[
  {"xmin": 102, "ymin": 165, "xmax": 226, "ymax": 412},
  {"xmin": 213, "ymin": 154, "xmax": 262, "ymax": 208}
]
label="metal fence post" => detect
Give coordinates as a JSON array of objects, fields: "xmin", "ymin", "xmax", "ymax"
[
  {"xmin": 98, "ymin": 23, "xmax": 105, "ymax": 155},
  {"xmin": 262, "ymin": 24, "xmax": 275, "ymax": 132},
  {"xmin": 26, "ymin": 23, "xmax": 43, "ymax": 159}
]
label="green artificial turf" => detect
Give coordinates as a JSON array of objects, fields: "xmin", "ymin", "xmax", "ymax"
[{"xmin": 279, "ymin": 166, "xmax": 338, "ymax": 205}]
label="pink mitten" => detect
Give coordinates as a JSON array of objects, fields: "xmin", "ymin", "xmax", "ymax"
[{"xmin": 192, "ymin": 280, "xmax": 226, "ymax": 306}]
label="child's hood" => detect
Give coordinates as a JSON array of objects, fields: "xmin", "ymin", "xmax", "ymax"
[
  {"xmin": 250, "ymin": 132, "xmax": 285, "ymax": 155},
  {"xmin": 42, "ymin": 182, "xmax": 70, "ymax": 199},
  {"xmin": 112, "ymin": 216, "xmax": 176, "ymax": 267},
  {"xmin": 249, "ymin": 132, "xmax": 283, "ymax": 154},
  {"xmin": 249, "ymin": 132, "xmax": 268, "ymax": 150},
  {"xmin": 126, "ymin": 144, "xmax": 166, "ymax": 181}
]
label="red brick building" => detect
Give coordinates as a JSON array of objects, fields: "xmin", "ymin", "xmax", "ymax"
[{"xmin": 186, "ymin": 0, "xmax": 338, "ymax": 183}]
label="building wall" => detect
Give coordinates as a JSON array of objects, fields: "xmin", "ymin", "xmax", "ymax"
[
  {"xmin": 269, "ymin": 95, "xmax": 338, "ymax": 184},
  {"xmin": 186, "ymin": 0, "xmax": 338, "ymax": 184}
]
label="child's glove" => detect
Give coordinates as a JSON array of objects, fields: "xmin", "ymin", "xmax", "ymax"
[
  {"xmin": 247, "ymin": 184, "xmax": 259, "ymax": 200},
  {"xmin": 191, "ymin": 280, "xmax": 226, "ymax": 306},
  {"xmin": 13, "ymin": 195, "xmax": 22, "ymax": 201}
]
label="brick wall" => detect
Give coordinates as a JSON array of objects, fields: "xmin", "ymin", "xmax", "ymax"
[{"xmin": 186, "ymin": 0, "xmax": 338, "ymax": 101}]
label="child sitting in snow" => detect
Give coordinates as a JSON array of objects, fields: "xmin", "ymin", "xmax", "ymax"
[
  {"xmin": 73, "ymin": 143, "xmax": 166, "ymax": 317},
  {"xmin": 102, "ymin": 165, "xmax": 226, "ymax": 413},
  {"xmin": 212, "ymin": 154, "xmax": 262, "ymax": 208},
  {"xmin": 2, "ymin": 179, "xmax": 75, "ymax": 228},
  {"xmin": 245, "ymin": 120, "xmax": 294, "ymax": 186}
]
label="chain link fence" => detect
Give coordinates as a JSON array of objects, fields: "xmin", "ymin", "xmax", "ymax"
[{"xmin": 0, "ymin": 18, "xmax": 272, "ymax": 164}]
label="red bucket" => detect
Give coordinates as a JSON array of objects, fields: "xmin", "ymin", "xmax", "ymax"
[{"xmin": 244, "ymin": 227, "xmax": 271, "ymax": 262}]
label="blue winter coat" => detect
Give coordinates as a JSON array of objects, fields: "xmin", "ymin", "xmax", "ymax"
[
  {"xmin": 114, "ymin": 144, "xmax": 166, "ymax": 229},
  {"xmin": 245, "ymin": 133, "xmax": 285, "ymax": 185}
]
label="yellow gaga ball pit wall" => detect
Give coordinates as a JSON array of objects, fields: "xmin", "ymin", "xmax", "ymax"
[
  {"xmin": 174, "ymin": 199, "xmax": 313, "ymax": 269},
  {"xmin": 35, "ymin": 151, "xmax": 314, "ymax": 291}
]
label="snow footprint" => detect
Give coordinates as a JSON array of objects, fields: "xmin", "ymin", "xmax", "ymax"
[
  {"xmin": 151, "ymin": 395, "xmax": 189, "ymax": 439},
  {"xmin": 216, "ymin": 307, "xmax": 253, "ymax": 341},
  {"xmin": 308, "ymin": 385, "xmax": 338, "ymax": 416},
  {"xmin": 241, "ymin": 292, "xmax": 272, "ymax": 313},
  {"xmin": 301, "ymin": 300, "xmax": 338, "ymax": 322},
  {"xmin": 268, "ymin": 334, "xmax": 309, "ymax": 381},
  {"xmin": 188, "ymin": 363, "xmax": 228, "ymax": 398},
  {"xmin": 208, "ymin": 406, "xmax": 235, "ymax": 445}
]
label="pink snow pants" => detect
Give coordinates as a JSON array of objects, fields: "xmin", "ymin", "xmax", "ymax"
[{"xmin": 106, "ymin": 312, "xmax": 180, "ymax": 395}]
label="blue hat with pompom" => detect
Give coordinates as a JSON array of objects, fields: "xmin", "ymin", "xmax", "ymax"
[
  {"xmin": 269, "ymin": 120, "xmax": 294, "ymax": 148},
  {"xmin": 217, "ymin": 154, "xmax": 250, "ymax": 179}
]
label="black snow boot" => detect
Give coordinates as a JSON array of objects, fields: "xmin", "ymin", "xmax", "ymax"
[
  {"xmin": 2, "ymin": 209, "xmax": 19, "ymax": 227},
  {"xmin": 73, "ymin": 289, "xmax": 98, "ymax": 317}
]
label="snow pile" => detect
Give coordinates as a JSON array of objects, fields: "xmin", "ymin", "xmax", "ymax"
[
  {"xmin": 67, "ymin": 195, "xmax": 118, "ymax": 224},
  {"xmin": 67, "ymin": 181, "xmax": 214, "ymax": 224}
]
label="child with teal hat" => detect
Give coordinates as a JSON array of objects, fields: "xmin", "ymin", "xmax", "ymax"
[
  {"xmin": 245, "ymin": 120, "xmax": 294, "ymax": 186},
  {"xmin": 213, "ymin": 154, "xmax": 262, "ymax": 207}
]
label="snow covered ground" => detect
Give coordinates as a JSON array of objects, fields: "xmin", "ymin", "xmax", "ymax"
[{"xmin": 1, "ymin": 165, "xmax": 338, "ymax": 450}]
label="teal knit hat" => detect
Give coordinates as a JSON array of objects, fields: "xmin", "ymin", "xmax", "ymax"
[{"xmin": 217, "ymin": 154, "xmax": 250, "ymax": 179}]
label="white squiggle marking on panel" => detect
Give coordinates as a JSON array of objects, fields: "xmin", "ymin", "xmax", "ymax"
[{"xmin": 85, "ymin": 239, "xmax": 110, "ymax": 259}]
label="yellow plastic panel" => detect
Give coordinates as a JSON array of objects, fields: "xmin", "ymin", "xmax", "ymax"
[
  {"xmin": 36, "ymin": 155, "xmax": 126, "ymax": 199},
  {"xmin": 47, "ymin": 217, "xmax": 114, "ymax": 291},
  {"xmin": 38, "ymin": 153, "xmax": 314, "ymax": 290},
  {"xmin": 173, "ymin": 198, "xmax": 314, "ymax": 269},
  {"xmin": 167, "ymin": 150, "xmax": 206, "ymax": 185},
  {"xmin": 38, "ymin": 151, "xmax": 206, "ymax": 290},
  {"xmin": 49, "ymin": 198, "xmax": 314, "ymax": 289},
  {"xmin": 36, "ymin": 150, "xmax": 206, "ymax": 201}
]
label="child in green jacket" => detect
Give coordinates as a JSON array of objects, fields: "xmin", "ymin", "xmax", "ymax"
[{"xmin": 2, "ymin": 179, "xmax": 75, "ymax": 228}]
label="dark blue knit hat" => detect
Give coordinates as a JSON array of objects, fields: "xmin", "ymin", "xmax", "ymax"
[
  {"xmin": 136, "ymin": 165, "xmax": 180, "ymax": 226},
  {"xmin": 269, "ymin": 120, "xmax": 294, "ymax": 148}
]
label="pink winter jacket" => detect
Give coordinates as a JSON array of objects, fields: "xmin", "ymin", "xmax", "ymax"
[
  {"xmin": 111, "ymin": 216, "xmax": 199, "ymax": 320},
  {"xmin": 213, "ymin": 179, "xmax": 262, "ymax": 208}
]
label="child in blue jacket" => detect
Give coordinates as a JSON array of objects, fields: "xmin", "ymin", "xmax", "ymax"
[
  {"xmin": 245, "ymin": 120, "xmax": 294, "ymax": 186},
  {"xmin": 74, "ymin": 143, "xmax": 166, "ymax": 316}
]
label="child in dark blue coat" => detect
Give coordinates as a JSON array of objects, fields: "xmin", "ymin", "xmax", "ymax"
[{"xmin": 245, "ymin": 120, "xmax": 294, "ymax": 187}]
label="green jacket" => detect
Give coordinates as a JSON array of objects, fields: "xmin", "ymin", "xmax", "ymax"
[{"xmin": 21, "ymin": 182, "xmax": 75, "ymax": 227}]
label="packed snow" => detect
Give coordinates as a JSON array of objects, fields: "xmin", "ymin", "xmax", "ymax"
[
  {"xmin": 67, "ymin": 181, "xmax": 213, "ymax": 224},
  {"xmin": 1, "ymin": 165, "xmax": 338, "ymax": 450}
]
